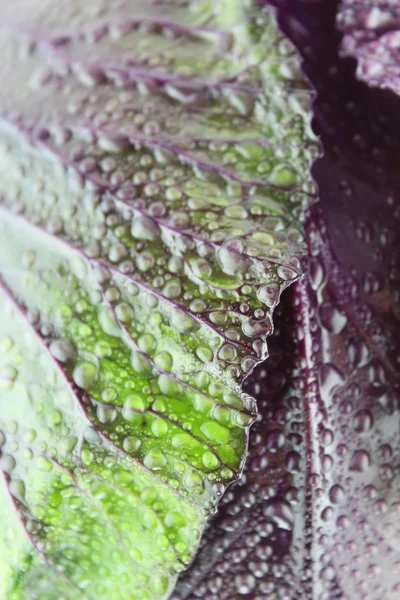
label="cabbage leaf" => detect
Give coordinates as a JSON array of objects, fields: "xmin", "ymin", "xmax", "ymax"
[{"xmin": 0, "ymin": 1, "xmax": 316, "ymax": 598}]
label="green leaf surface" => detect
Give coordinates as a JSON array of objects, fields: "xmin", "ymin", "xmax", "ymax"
[{"xmin": 0, "ymin": 1, "xmax": 317, "ymax": 598}]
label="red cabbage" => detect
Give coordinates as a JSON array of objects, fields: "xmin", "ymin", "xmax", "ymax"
[
  {"xmin": 338, "ymin": 0, "xmax": 400, "ymax": 96},
  {"xmin": 175, "ymin": 1, "xmax": 400, "ymax": 597}
]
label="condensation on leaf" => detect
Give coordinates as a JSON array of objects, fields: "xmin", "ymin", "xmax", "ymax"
[
  {"xmin": 0, "ymin": 0, "xmax": 317, "ymax": 599},
  {"xmin": 174, "ymin": 2, "xmax": 400, "ymax": 599},
  {"xmin": 338, "ymin": 0, "xmax": 400, "ymax": 97}
]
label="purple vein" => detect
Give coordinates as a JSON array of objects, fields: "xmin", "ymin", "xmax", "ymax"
[
  {"xmin": 0, "ymin": 201, "xmax": 257, "ymax": 405},
  {"xmin": 79, "ymin": 464, "xmax": 186, "ymax": 565},
  {"xmin": 40, "ymin": 455, "xmax": 142, "ymax": 574},
  {"xmin": 86, "ymin": 390, "xmax": 230, "ymax": 472},
  {"xmin": 105, "ymin": 262, "xmax": 258, "ymax": 363},
  {"xmin": 0, "ymin": 275, "xmax": 197, "ymax": 506},
  {"xmin": 0, "ymin": 468, "xmax": 85, "ymax": 597},
  {"xmin": 38, "ymin": 121, "xmax": 298, "ymax": 192},
  {"xmin": 2, "ymin": 22, "xmax": 267, "ymax": 97},
  {"xmin": 31, "ymin": 133, "xmax": 302, "ymax": 271},
  {"xmin": 98, "ymin": 284, "xmax": 250, "ymax": 409},
  {"xmin": 0, "ymin": 14, "xmax": 228, "ymax": 42},
  {"xmin": 111, "ymin": 195, "xmax": 291, "ymax": 268}
]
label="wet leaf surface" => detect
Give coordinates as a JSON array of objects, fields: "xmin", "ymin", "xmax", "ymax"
[
  {"xmin": 338, "ymin": 0, "xmax": 400, "ymax": 96},
  {"xmin": 175, "ymin": 1, "xmax": 400, "ymax": 598},
  {"xmin": 0, "ymin": 1, "xmax": 316, "ymax": 598}
]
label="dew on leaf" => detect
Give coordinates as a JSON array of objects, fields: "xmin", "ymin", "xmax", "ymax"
[
  {"xmin": 200, "ymin": 421, "xmax": 231, "ymax": 445},
  {"xmin": 0, "ymin": 0, "xmax": 317, "ymax": 596},
  {"xmin": 144, "ymin": 449, "xmax": 167, "ymax": 471},
  {"xmin": 123, "ymin": 436, "xmax": 141, "ymax": 453},
  {"xmin": 0, "ymin": 365, "xmax": 18, "ymax": 389},
  {"xmin": 73, "ymin": 361, "xmax": 98, "ymax": 390}
]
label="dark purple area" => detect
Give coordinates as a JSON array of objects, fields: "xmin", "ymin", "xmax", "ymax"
[
  {"xmin": 337, "ymin": 0, "xmax": 400, "ymax": 97},
  {"xmin": 175, "ymin": 1, "xmax": 400, "ymax": 598}
]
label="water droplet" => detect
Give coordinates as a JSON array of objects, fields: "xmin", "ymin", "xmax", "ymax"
[
  {"xmin": 123, "ymin": 395, "xmax": 146, "ymax": 418},
  {"xmin": 49, "ymin": 340, "xmax": 76, "ymax": 363},
  {"xmin": 329, "ymin": 484, "xmax": 345, "ymax": 504},
  {"xmin": 164, "ymin": 511, "xmax": 186, "ymax": 529},
  {"xmin": 219, "ymin": 344, "xmax": 237, "ymax": 361},
  {"xmin": 131, "ymin": 214, "xmax": 160, "ymax": 240},
  {"xmin": 138, "ymin": 334, "xmax": 156, "ymax": 354},
  {"xmin": 0, "ymin": 365, "xmax": 18, "ymax": 390},
  {"xmin": 266, "ymin": 430, "xmax": 285, "ymax": 452},
  {"xmin": 73, "ymin": 362, "xmax": 98, "ymax": 390},
  {"xmin": 353, "ymin": 410, "xmax": 373, "ymax": 433},
  {"xmin": 115, "ymin": 303, "xmax": 134, "ymax": 323},
  {"xmin": 151, "ymin": 419, "xmax": 168, "ymax": 437},
  {"xmin": 318, "ymin": 303, "xmax": 347, "ymax": 334},
  {"xmin": 144, "ymin": 449, "xmax": 167, "ymax": 471},
  {"xmin": 263, "ymin": 500, "xmax": 294, "ymax": 531},
  {"xmin": 200, "ymin": 421, "xmax": 230, "ymax": 445},
  {"xmin": 202, "ymin": 452, "xmax": 219, "ymax": 469},
  {"xmin": 257, "ymin": 282, "xmax": 280, "ymax": 307},
  {"xmin": 319, "ymin": 363, "xmax": 345, "ymax": 400},
  {"xmin": 349, "ymin": 450, "xmax": 371, "ymax": 472},
  {"xmin": 154, "ymin": 351, "xmax": 173, "ymax": 371},
  {"xmin": 0, "ymin": 454, "xmax": 16, "ymax": 473},
  {"xmin": 235, "ymin": 573, "xmax": 256, "ymax": 594},
  {"xmin": 123, "ymin": 436, "xmax": 141, "ymax": 453}
]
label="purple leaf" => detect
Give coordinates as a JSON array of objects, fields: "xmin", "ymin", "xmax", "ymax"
[
  {"xmin": 175, "ymin": 1, "xmax": 400, "ymax": 598},
  {"xmin": 337, "ymin": 0, "xmax": 400, "ymax": 96}
]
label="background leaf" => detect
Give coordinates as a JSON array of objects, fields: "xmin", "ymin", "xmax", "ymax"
[
  {"xmin": 337, "ymin": 0, "xmax": 400, "ymax": 96},
  {"xmin": 175, "ymin": 1, "xmax": 400, "ymax": 598},
  {"xmin": 0, "ymin": 1, "xmax": 316, "ymax": 598}
]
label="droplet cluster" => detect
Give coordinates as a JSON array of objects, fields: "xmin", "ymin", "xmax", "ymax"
[
  {"xmin": 338, "ymin": 1, "xmax": 400, "ymax": 97},
  {"xmin": 175, "ymin": 0, "xmax": 400, "ymax": 595},
  {"xmin": 0, "ymin": 0, "xmax": 317, "ymax": 598}
]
